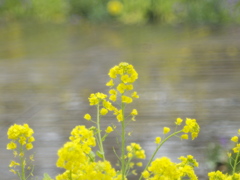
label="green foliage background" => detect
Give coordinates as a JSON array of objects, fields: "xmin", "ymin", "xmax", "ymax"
[{"xmin": 0, "ymin": 0, "xmax": 240, "ymax": 25}]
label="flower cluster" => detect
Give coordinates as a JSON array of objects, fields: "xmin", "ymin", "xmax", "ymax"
[
  {"xmin": 230, "ymin": 129, "xmax": 240, "ymax": 153},
  {"xmin": 7, "ymin": 124, "xmax": 35, "ymax": 150},
  {"xmin": 142, "ymin": 156, "xmax": 198, "ymax": 180},
  {"xmin": 6, "ymin": 62, "xmax": 206, "ymax": 180},
  {"xmin": 6, "ymin": 124, "xmax": 35, "ymax": 177},
  {"xmin": 182, "ymin": 118, "xmax": 200, "ymax": 140},
  {"xmin": 126, "ymin": 143, "xmax": 146, "ymax": 159},
  {"xmin": 86, "ymin": 92, "xmax": 116, "ymax": 118},
  {"xmin": 56, "ymin": 125, "xmax": 124, "ymax": 180},
  {"xmin": 208, "ymin": 171, "xmax": 240, "ymax": 180},
  {"xmin": 56, "ymin": 125, "xmax": 97, "ymax": 179},
  {"xmin": 107, "ymin": 62, "xmax": 139, "ymax": 102}
]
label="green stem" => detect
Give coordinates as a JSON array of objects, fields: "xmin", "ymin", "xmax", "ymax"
[
  {"xmin": 20, "ymin": 144, "xmax": 26, "ymax": 180},
  {"xmin": 97, "ymin": 104, "xmax": 105, "ymax": 161},
  {"xmin": 233, "ymin": 151, "xmax": 240, "ymax": 174},
  {"xmin": 139, "ymin": 130, "xmax": 183, "ymax": 180},
  {"xmin": 121, "ymin": 102, "xmax": 126, "ymax": 180}
]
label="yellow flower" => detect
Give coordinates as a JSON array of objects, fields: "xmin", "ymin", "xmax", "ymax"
[
  {"xmin": 105, "ymin": 126, "xmax": 113, "ymax": 133},
  {"xmin": 9, "ymin": 160, "xmax": 20, "ymax": 168},
  {"xmin": 117, "ymin": 113, "xmax": 123, "ymax": 122},
  {"xmin": 163, "ymin": 127, "xmax": 170, "ymax": 134},
  {"xmin": 26, "ymin": 143, "xmax": 33, "ymax": 150},
  {"xmin": 28, "ymin": 136, "xmax": 35, "ymax": 143},
  {"xmin": 7, "ymin": 142, "xmax": 17, "ymax": 150},
  {"xmin": 126, "ymin": 84, "xmax": 133, "ymax": 90},
  {"xmin": 117, "ymin": 83, "xmax": 126, "ymax": 94},
  {"xmin": 9, "ymin": 169, "xmax": 17, "ymax": 174},
  {"xmin": 109, "ymin": 95, "xmax": 117, "ymax": 102},
  {"xmin": 122, "ymin": 95, "xmax": 132, "ymax": 104},
  {"xmin": 106, "ymin": 79, "xmax": 114, "ymax": 87},
  {"xmin": 128, "ymin": 153, "xmax": 133, "ymax": 158},
  {"xmin": 121, "ymin": 74, "xmax": 131, "ymax": 83},
  {"xmin": 84, "ymin": 114, "xmax": 91, "ymax": 121},
  {"xmin": 155, "ymin": 137, "xmax": 161, "ymax": 144},
  {"xmin": 142, "ymin": 170, "xmax": 150, "ymax": 178},
  {"xmin": 136, "ymin": 162, "xmax": 142, "ymax": 167},
  {"xmin": 88, "ymin": 93, "xmax": 107, "ymax": 105},
  {"xmin": 232, "ymin": 144, "xmax": 240, "ymax": 153},
  {"xmin": 100, "ymin": 108, "xmax": 108, "ymax": 116},
  {"xmin": 175, "ymin": 118, "xmax": 183, "ymax": 125},
  {"xmin": 107, "ymin": 0, "xmax": 123, "ymax": 16},
  {"xmin": 131, "ymin": 91, "xmax": 139, "ymax": 98},
  {"xmin": 181, "ymin": 134, "xmax": 189, "ymax": 140},
  {"xmin": 182, "ymin": 118, "xmax": 200, "ymax": 140},
  {"xmin": 231, "ymin": 136, "xmax": 238, "ymax": 143},
  {"xmin": 131, "ymin": 109, "xmax": 138, "ymax": 116}
]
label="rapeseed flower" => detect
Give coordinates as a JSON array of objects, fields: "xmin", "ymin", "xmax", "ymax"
[
  {"xmin": 155, "ymin": 137, "xmax": 161, "ymax": 144},
  {"xmin": 89, "ymin": 92, "xmax": 107, "ymax": 106},
  {"xmin": 144, "ymin": 156, "xmax": 198, "ymax": 180},
  {"xmin": 105, "ymin": 126, "xmax": 113, "ymax": 133},
  {"xmin": 126, "ymin": 143, "xmax": 146, "ymax": 159},
  {"xmin": 163, "ymin": 127, "xmax": 170, "ymax": 134},
  {"xmin": 121, "ymin": 95, "xmax": 132, "ymax": 104},
  {"xmin": 69, "ymin": 125, "xmax": 96, "ymax": 149},
  {"xmin": 182, "ymin": 118, "xmax": 200, "ymax": 140},
  {"xmin": 7, "ymin": 124, "xmax": 35, "ymax": 178},
  {"xmin": 232, "ymin": 143, "xmax": 240, "ymax": 153},
  {"xmin": 231, "ymin": 136, "xmax": 239, "ymax": 143},
  {"xmin": 100, "ymin": 108, "xmax": 108, "ymax": 115},
  {"xmin": 175, "ymin": 118, "xmax": 183, "ymax": 125},
  {"xmin": 106, "ymin": 79, "xmax": 114, "ymax": 87},
  {"xmin": 84, "ymin": 113, "xmax": 91, "ymax": 120},
  {"xmin": 131, "ymin": 91, "xmax": 139, "ymax": 98},
  {"xmin": 208, "ymin": 170, "xmax": 236, "ymax": 180},
  {"xmin": 181, "ymin": 134, "xmax": 189, "ymax": 140},
  {"xmin": 131, "ymin": 109, "xmax": 138, "ymax": 116},
  {"xmin": 7, "ymin": 141, "xmax": 17, "ymax": 150}
]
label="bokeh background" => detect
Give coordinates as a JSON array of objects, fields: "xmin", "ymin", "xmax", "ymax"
[{"xmin": 0, "ymin": 0, "xmax": 240, "ymax": 179}]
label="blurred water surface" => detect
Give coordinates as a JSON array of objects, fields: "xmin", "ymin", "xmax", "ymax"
[{"xmin": 0, "ymin": 22, "xmax": 240, "ymax": 179}]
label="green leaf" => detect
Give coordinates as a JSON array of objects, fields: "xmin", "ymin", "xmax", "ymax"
[{"xmin": 43, "ymin": 173, "xmax": 54, "ymax": 180}]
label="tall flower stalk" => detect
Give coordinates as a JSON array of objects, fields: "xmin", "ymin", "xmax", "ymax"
[{"xmin": 6, "ymin": 124, "xmax": 35, "ymax": 180}]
